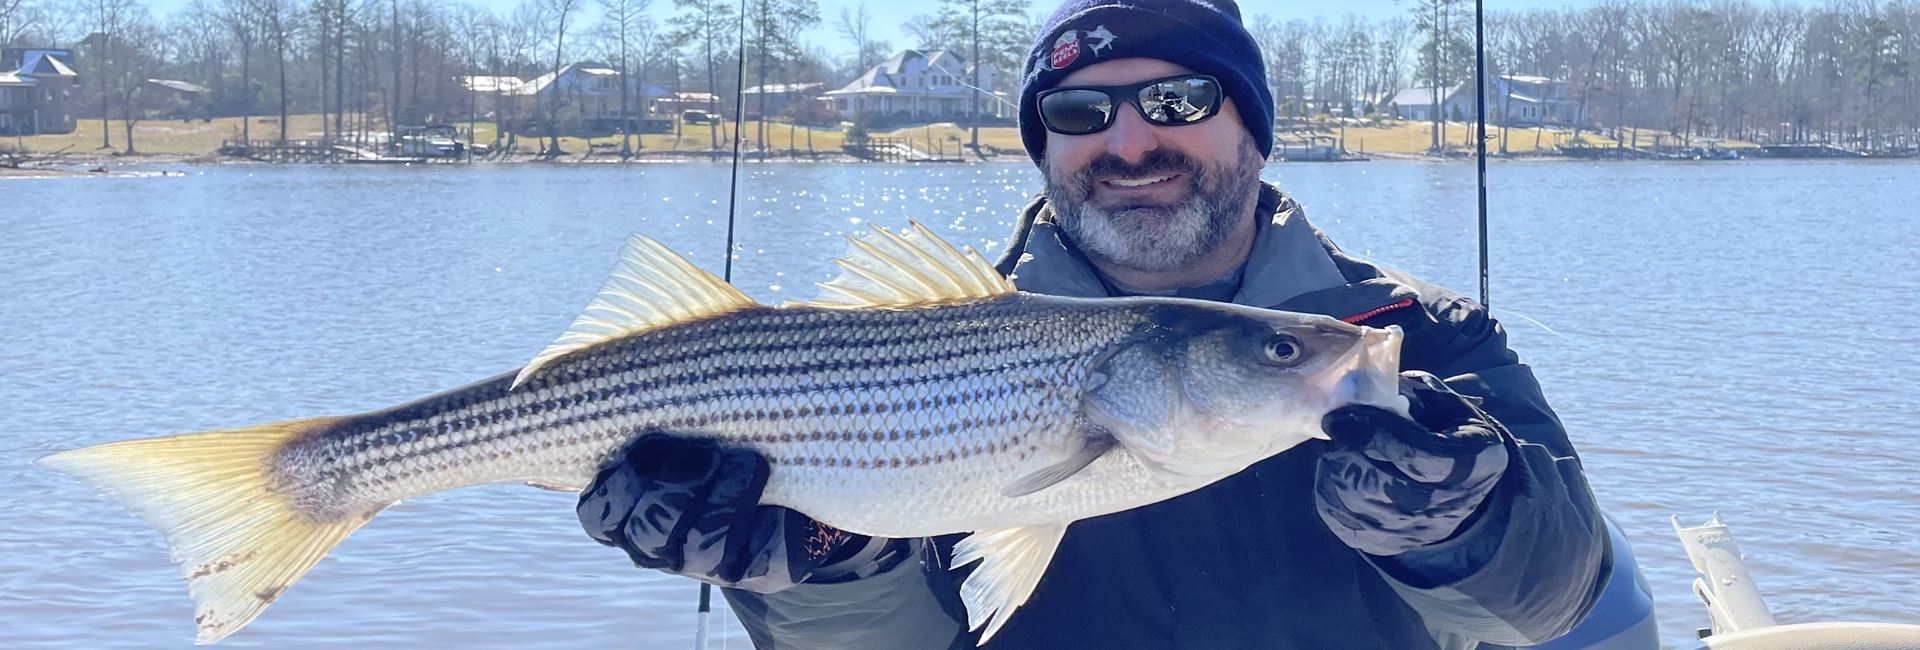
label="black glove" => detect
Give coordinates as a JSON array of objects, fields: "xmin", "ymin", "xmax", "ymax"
[
  {"xmin": 1314, "ymin": 371, "xmax": 1512, "ymax": 557},
  {"xmin": 577, "ymin": 432, "xmax": 889, "ymax": 593}
]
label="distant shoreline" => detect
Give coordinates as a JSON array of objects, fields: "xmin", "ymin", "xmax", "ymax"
[{"xmin": 5, "ymin": 147, "xmax": 1910, "ymax": 176}]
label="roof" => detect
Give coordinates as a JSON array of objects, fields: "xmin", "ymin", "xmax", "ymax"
[
  {"xmin": 461, "ymin": 75, "xmax": 534, "ymax": 94},
  {"xmin": 1499, "ymin": 74, "xmax": 1556, "ymax": 85},
  {"xmin": 17, "ymin": 51, "xmax": 76, "ymax": 77},
  {"xmin": 0, "ymin": 70, "xmax": 33, "ymax": 87},
  {"xmin": 742, "ymin": 82, "xmax": 824, "ymax": 95},
  {"xmin": 1389, "ymin": 85, "xmax": 1466, "ymax": 107},
  {"xmin": 828, "ymin": 49, "xmax": 975, "ymax": 95},
  {"xmin": 145, "ymin": 79, "xmax": 211, "ymax": 94}
]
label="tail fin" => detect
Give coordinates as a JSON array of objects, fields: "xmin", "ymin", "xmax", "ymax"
[{"xmin": 37, "ymin": 417, "xmax": 375, "ymax": 644}]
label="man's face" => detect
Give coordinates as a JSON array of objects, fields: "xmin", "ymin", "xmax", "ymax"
[{"xmin": 1042, "ymin": 58, "xmax": 1265, "ymax": 274}]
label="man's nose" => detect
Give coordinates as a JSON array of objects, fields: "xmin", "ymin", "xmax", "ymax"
[{"xmin": 1101, "ymin": 102, "xmax": 1158, "ymax": 163}]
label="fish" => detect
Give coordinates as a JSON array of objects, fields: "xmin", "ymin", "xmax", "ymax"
[{"xmin": 38, "ymin": 222, "xmax": 1407, "ymax": 645}]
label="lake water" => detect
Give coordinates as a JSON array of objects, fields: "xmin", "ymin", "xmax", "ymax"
[{"xmin": 2, "ymin": 160, "xmax": 1916, "ymax": 648}]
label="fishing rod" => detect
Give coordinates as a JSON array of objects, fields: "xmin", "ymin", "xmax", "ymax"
[
  {"xmin": 1474, "ymin": 0, "xmax": 1491, "ymax": 309},
  {"xmin": 693, "ymin": 0, "xmax": 753, "ymax": 646}
]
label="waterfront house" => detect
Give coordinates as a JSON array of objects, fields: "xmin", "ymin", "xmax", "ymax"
[
  {"xmin": 1389, "ymin": 84, "xmax": 1473, "ymax": 122},
  {"xmin": 740, "ymin": 82, "xmax": 832, "ymax": 123},
  {"xmin": 1389, "ymin": 76, "xmax": 1588, "ymax": 127},
  {"xmin": 459, "ymin": 63, "xmax": 669, "ymax": 134},
  {"xmin": 0, "ymin": 48, "xmax": 79, "ymax": 136},
  {"xmin": 140, "ymin": 79, "xmax": 213, "ymax": 120},
  {"xmin": 821, "ymin": 50, "xmax": 1010, "ymax": 123},
  {"xmin": 1489, "ymin": 74, "xmax": 1587, "ymax": 127}
]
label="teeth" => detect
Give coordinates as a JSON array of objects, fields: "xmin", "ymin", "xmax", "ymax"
[{"xmin": 1108, "ymin": 175, "xmax": 1172, "ymax": 187}]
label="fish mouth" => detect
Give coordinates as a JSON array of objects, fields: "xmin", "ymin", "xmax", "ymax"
[{"xmin": 1315, "ymin": 325, "xmax": 1409, "ymax": 421}]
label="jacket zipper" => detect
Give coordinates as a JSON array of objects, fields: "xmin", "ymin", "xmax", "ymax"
[{"xmin": 1340, "ymin": 298, "xmax": 1415, "ymax": 324}]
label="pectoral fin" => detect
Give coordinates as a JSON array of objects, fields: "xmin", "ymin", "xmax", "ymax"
[
  {"xmin": 952, "ymin": 524, "xmax": 1068, "ymax": 644},
  {"xmin": 1000, "ymin": 431, "xmax": 1113, "ymax": 498}
]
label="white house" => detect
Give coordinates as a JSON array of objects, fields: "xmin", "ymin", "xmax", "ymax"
[
  {"xmin": 460, "ymin": 63, "xmax": 669, "ymax": 132},
  {"xmin": 1389, "ymin": 76, "xmax": 1588, "ymax": 126},
  {"xmin": 821, "ymin": 50, "xmax": 1010, "ymax": 121},
  {"xmin": 1389, "ymin": 84, "xmax": 1473, "ymax": 122}
]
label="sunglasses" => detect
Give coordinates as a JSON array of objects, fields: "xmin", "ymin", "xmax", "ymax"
[{"xmin": 1036, "ymin": 74, "xmax": 1224, "ymax": 136}]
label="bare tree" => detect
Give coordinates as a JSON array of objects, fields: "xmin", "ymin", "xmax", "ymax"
[
  {"xmin": 932, "ymin": 0, "xmax": 1023, "ymax": 152},
  {"xmin": 902, "ymin": 13, "xmax": 957, "ymax": 51},
  {"xmin": 1, "ymin": 0, "xmax": 43, "ymax": 47},
  {"xmin": 598, "ymin": 0, "xmax": 652, "ymax": 156},
  {"xmin": 111, "ymin": 13, "xmax": 160, "ymax": 152},
  {"xmin": 87, "ymin": 0, "xmax": 138, "ymax": 149},
  {"xmin": 670, "ymin": 0, "xmax": 736, "ymax": 150},
  {"xmin": 217, "ymin": 0, "xmax": 259, "ymax": 142},
  {"xmin": 540, "ymin": 0, "xmax": 581, "ymax": 155},
  {"xmin": 835, "ymin": 2, "xmax": 886, "ymax": 74},
  {"xmin": 746, "ymin": 0, "xmax": 816, "ymax": 151},
  {"xmin": 248, "ymin": 0, "xmax": 298, "ymax": 141}
]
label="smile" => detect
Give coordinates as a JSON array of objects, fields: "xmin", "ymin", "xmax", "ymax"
[{"xmin": 1103, "ymin": 174, "xmax": 1179, "ymax": 188}]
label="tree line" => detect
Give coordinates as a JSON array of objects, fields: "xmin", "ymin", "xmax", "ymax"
[{"xmin": 3, "ymin": 0, "xmax": 1914, "ymax": 152}]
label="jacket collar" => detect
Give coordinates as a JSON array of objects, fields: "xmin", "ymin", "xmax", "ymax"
[{"xmin": 998, "ymin": 183, "xmax": 1352, "ymax": 309}]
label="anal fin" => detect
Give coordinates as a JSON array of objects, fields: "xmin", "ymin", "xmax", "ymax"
[
  {"xmin": 525, "ymin": 479, "xmax": 586, "ymax": 492},
  {"xmin": 952, "ymin": 523, "xmax": 1068, "ymax": 644}
]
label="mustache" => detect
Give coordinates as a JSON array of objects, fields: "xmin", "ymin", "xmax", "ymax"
[{"xmin": 1073, "ymin": 150, "xmax": 1203, "ymax": 191}]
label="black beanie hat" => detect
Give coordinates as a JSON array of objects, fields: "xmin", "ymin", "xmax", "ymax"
[{"xmin": 1017, "ymin": 0, "xmax": 1274, "ymax": 165}]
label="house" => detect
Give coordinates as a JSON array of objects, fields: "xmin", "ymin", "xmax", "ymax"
[
  {"xmin": 460, "ymin": 64, "xmax": 669, "ymax": 134},
  {"xmin": 1489, "ymin": 74, "xmax": 1587, "ymax": 127},
  {"xmin": 140, "ymin": 79, "xmax": 212, "ymax": 120},
  {"xmin": 821, "ymin": 49, "xmax": 1010, "ymax": 122},
  {"xmin": 1388, "ymin": 76, "xmax": 1589, "ymax": 126},
  {"xmin": 0, "ymin": 48, "xmax": 79, "ymax": 136},
  {"xmin": 740, "ymin": 82, "xmax": 832, "ymax": 123},
  {"xmin": 458, "ymin": 74, "xmax": 536, "ymax": 119},
  {"xmin": 651, "ymin": 91, "xmax": 721, "ymax": 119},
  {"xmin": 1389, "ymin": 84, "xmax": 1473, "ymax": 122}
]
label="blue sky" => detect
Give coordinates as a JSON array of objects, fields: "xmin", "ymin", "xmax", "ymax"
[{"xmin": 139, "ymin": 0, "xmax": 1582, "ymax": 59}]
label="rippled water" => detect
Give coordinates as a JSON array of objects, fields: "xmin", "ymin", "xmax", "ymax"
[{"xmin": 2, "ymin": 160, "xmax": 1915, "ymax": 648}]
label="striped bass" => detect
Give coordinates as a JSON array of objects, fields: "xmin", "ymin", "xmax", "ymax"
[{"xmin": 39, "ymin": 222, "xmax": 1406, "ymax": 644}]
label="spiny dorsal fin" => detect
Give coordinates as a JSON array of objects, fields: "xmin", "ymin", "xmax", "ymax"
[
  {"xmin": 514, "ymin": 235, "xmax": 755, "ymax": 389},
  {"xmin": 808, "ymin": 220, "xmax": 1015, "ymax": 309}
]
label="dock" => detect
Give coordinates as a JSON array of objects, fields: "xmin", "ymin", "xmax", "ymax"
[
  {"xmin": 219, "ymin": 139, "xmax": 463, "ymax": 164},
  {"xmin": 843, "ymin": 137, "xmax": 965, "ymax": 163}
]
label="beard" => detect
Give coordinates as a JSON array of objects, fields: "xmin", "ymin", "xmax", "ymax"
[{"xmin": 1045, "ymin": 140, "xmax": 1265, "ymax": 274}]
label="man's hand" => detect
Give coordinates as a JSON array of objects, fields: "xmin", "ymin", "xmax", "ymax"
[
  {"xmin": 1314, "ymin": 371, "xmax": 1512, "ymax": 557},
  {"xmin": 577, "ymin": 432, "xmax": 873, "ymax": 593}
]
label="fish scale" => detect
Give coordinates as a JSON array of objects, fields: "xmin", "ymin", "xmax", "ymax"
[
  {"xmin": 280, "ymin": 296, "xmax": 1140, "ymax": 537},
  {"xmin": 40, "ymin": 223, "xmax": 1403, "ymax": 645}
]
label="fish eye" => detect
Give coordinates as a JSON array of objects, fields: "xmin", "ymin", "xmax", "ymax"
[{"xmin": 1261, "ymin": 334, "xmax": 1305, "ymax": 366}]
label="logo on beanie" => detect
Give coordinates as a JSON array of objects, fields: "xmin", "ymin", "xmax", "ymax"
[
  {"xmin": 1046, "ymin": 24, "xmax": 1117, "ymax": 70},
  {"xmin": 1048, "ymin": 31, "xmax": 1081, "ymax": 69}
]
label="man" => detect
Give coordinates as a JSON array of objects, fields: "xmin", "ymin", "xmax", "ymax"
[{"xmin": 576, "ymin": 1, "xmax": 1656, "ymax": 647}]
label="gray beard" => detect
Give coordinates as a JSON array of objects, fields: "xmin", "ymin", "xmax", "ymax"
[{"xmin": 1046, "ymin": 142, "xmax": 1264, "ymax": 274}]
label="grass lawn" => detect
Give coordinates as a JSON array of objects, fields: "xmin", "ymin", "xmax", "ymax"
[{"xmin": 8, "ymin": 112, "xmax": 1748, "ymax": 160}]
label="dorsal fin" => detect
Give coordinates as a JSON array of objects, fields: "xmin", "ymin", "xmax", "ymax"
[
  {"xmin": 808, "ymin": 220, "xmax": 1015, "ymax": 308},
  {"xmin": 513, "ymin": 235, "xmax": 755, "ymax": 389}
]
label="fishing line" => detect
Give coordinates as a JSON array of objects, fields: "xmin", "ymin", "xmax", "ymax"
[{"xmin": 695, "ymin": 0, "xmax": 752, "ymax": 646}]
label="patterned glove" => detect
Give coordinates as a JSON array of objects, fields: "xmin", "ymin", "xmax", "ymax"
[
  {"xmin": 577, "ymin": 432, "xmax": 885, "ymax": 593},
  {"xmin": 1315, "ymin": 371, "xmax": 1512, "ymax": 557}
]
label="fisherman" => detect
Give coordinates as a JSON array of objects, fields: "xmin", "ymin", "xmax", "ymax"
[{"xmin": 576, "ymin": 0, "xmax": 1658, "ymax": 647}]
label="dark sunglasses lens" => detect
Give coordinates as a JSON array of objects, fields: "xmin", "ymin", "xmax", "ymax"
[
  {"xmin": 1139, "ymin": 77, "xmax": 1221, "ymax": 124},
  {"xmin": 1040, "ymin": 89, "xmax": 1115, "ymax": 134}
]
